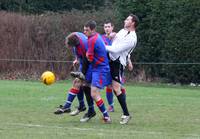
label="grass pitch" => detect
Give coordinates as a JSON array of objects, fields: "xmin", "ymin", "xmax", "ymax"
[{"xmin": 0, "ymin": 80, "xmax": 200, "ymax": 139}]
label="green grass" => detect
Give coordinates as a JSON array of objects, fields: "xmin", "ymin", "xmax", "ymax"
[{"xmin": 0, "ymin": 80, "xmax": 200, "ymax": 139}]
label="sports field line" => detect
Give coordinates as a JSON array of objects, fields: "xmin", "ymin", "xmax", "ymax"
[{"xmin": 2, "ymin": 122, "xmax": 200, "ymax": 138}]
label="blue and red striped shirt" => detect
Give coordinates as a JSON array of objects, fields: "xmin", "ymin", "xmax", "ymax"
[
  {"xmin": 71, "ymin": 32, "xmax": 89, "ymax": 71},
  {"xmin": 74, "ymin": 32, "xmax": 88, "ymax": 59},
  {"xmin": 86, "ymin": 33, "xmax": 110, "ymax": 72},
  {"xmin": 101, "ymin": 34, "xmax": 112, "ymax": 45}
]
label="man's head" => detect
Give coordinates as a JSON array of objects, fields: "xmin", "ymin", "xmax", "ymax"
[
  {"xmin": 124, "ymin": 14, "xmax": 139, "ymax": 30},
  {"xmin": 84, "ymin": 20, "xmax": 97, "ymax": 37},
  {"xmin": 65, "ymin": 33, "xmax": 80, "ymax": 47},
  {"xmin": 104, "ymin": 21, "xmax": 114, "ymax": 35}
]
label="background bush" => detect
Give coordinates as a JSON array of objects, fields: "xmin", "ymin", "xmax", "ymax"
[{"xmin": 0, "ymin": 10, "xmax": 117, "ymax": 80}]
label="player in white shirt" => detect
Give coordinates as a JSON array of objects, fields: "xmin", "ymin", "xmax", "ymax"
[{"xmin": 106, "ymin": 14, "xmax": 139, "ymax": 124}]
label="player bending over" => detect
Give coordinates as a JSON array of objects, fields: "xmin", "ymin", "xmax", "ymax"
[{"xmin": 54, "ymin": 32, "xmax": 96, "ymax": 122}]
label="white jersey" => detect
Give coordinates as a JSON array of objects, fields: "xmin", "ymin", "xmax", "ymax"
[{"xmin": 106, "ymin": 29, "xmax": 137, "ymax": 67}]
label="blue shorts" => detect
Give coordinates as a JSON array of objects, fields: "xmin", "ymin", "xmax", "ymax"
[{"xmin": 91, "ymin": 71, "xmax": 112, "ymax": 89}]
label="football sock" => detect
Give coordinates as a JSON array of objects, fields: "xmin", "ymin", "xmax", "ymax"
[
  {"xmin": 117, "ymin": 93, "xmax": 129, "ymax": 116},
  {"xmin": 106, "ymin": 87, "xmax": 114, "ymax": 108},
  {"xmin": 96, "ymin": 98, "xmax": 109, "ymax": 118},
  {"xmin": 77, "ymin": 87, "xmax": 85, "ymax": 108},
  {"xmin": 83, "ymin": 86, "xmax": 95, "ymax": 113},
  {"xmin": 63, "ymin": 88, "xmax": 79, "ymax": 109},
  {"xmin": 121, "ymin": 88, "xmax": 126, "ymax": 94},
  {"xmin": 121, "ymin": 87, "xmax": 126, "ymax": 99}
]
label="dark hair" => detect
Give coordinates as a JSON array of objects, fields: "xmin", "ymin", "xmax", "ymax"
[
  {"xmin": 129, "ymin": 14, "xmax": 139, "ymax": 27},
  {"xmin": 67, "ymin": 33, "xmax": 79, "ymax": 47},
  {"xmin": 84, "ymin": 20, "xmax": 97, "ymax": 30},
  {"xmin": 104, "ymin": 20, "xmax": 114, "ymax": 26}
]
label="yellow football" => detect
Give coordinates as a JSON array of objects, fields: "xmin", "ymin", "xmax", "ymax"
[{"xmin": 41, "ymin": 71, "xmax": 55, "ymax": 85}]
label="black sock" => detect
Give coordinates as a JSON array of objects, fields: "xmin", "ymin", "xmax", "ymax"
[
  {"xmin": 83, "ymin": 86, "xmax": 94, "ymax": 113},
  {"xmin": 117, "ymin": 93, "xmax": 129, "ymax": 116}
]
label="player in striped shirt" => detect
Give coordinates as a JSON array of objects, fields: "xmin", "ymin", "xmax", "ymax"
[
  {"xmin": 54, "ymin": 32, "xmax": 96, "ymax": 122},
  {"xmin": 101, "ymin": 21, "xmax": 115, "ymax": 112},
  {"xmin": 84, "ymin": 20, "xmax": 112, "ymax": 123}
]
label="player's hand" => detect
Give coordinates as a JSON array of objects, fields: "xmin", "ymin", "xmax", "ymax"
[
  {"xmin": 73, "ymin": 58, "xmax": 79, "ymax": 66},
  {"xmin": 127, "ymin": 61, "xmax": 133, "ymax": 71},
  {"xmin": 109, "ymin": 32, "xmax": 116, "ymax": 40}
]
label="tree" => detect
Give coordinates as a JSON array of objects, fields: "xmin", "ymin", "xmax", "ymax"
[
  {"xmin": 0, "ymin": 0, "xmax": 106, "ymax": 13},
  {"xmin": 115, "ymin": 0, "xmax": 200, "ymax": 83}
]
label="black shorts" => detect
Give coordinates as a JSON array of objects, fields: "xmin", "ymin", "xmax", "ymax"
[{"xmin": 109, "ymin": 58, "xmax": 124, "ymax": 83}]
